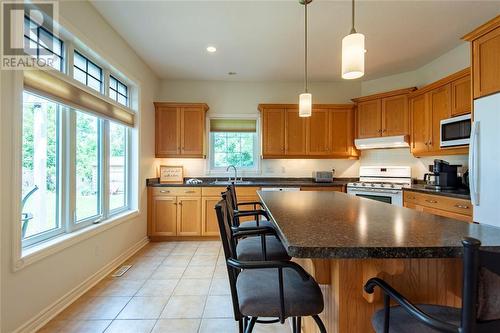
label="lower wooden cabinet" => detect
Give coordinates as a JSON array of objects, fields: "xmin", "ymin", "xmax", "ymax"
[
  {"xmin": 403, "ymin": 190, "xmax": 472, "ymax": 222},
  {"xmin": 150, "ymin": 195, "xmax": 177, "ymax": 236},
  {"xmin": 177, "ymin": 197, "xmax": 201, "ymax": 236},
  {"xmin": 201, "ymin": 197, "xmax": 221, "ymax": 236}
]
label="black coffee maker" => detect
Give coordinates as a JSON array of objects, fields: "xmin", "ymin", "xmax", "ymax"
[{"xmin": 424, "ymin": 159, "xmax": 459, "ymax": 190}]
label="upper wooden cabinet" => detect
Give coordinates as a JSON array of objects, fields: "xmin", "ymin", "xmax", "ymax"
[
  {"xmin": 352, "ymin": 88, "xmax": 416, "ymax": 139},
  {"xmin": 154, "ymin": 102, "xmax": 209, "ymax": 158},
  {"xmin": 409, "ymin": 69, "xmax": 470, "ymax": 157},
  {"xmin": 463, "ymin": 16, "xmax": 500, "ymax": 99},
  {"xmin": 259, "ymin": 104, "xmax": 357, "ymax": 159}
]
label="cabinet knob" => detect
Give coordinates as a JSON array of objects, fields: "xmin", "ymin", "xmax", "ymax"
[
  {"xmin": 179, "ymin": 201, "xmax": 183, "ymax": 206},
  {"xmin": 159, "ymin": 190, "xmax": 170, "ymax": 193},
  {"xmin": 455, "ymin": 204, "xmax": 469, "ymax": 209},
  {"xmin": 185, "ymin": 190, "xmax": 195, "ymax": 194}
]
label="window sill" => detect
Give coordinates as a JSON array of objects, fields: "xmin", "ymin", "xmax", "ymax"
[{"xmin": 14, "ymin": 210, "xmax": 140, "ymax": 272}]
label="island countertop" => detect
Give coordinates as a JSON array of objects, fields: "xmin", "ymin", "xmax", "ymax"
[{"xmin": 258, "ymin": 191, "xmax": 500, "ymax": 259}]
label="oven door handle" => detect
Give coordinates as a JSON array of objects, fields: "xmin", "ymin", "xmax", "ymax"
[{"xmin": 347, "ymin": 188, "xmax": 400, "ymax": 194}]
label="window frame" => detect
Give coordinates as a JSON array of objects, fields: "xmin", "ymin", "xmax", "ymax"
[
  {"xmin": 108, "ymin": 122, "xmax": 131, "ymax": 216},
  {"xmin": 207, "ymin": 116, "xmax": 261, "ymax": 175},
  {"xmin": 73, "ymin": 50, "xmax": 104, "ymax": 93},
  {"xmin": 23, "ymin": 15, "xmax": 64, "ymax": 72},
  {"xmin": 21, "ymin": 97, "xmax": 65, "ymax": 248},
  {"xmin": 109, "ymin": 75, "xmax": 129, "ymax": 107}
]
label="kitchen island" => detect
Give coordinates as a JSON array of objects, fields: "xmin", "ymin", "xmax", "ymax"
[{"xmin": 257, "ymin": 190, "xmax": 500, "ymax": 333}]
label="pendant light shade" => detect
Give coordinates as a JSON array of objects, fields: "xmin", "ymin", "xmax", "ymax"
[
  {"xmin": 299, "ymin": 92, "xmax": 312, "ymax": 117},
  {"xmin": 342, "ymin": 32, "xmax": 365, "ymax": 79},
  {"xmin": 342, "ymin": 0, "xmax": 365, "ymax": 80}
]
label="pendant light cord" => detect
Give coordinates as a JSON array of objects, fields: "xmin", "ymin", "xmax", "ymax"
[
  {"xmin": 350, "ymin": 0, "xmax": 356, "ymax": 34},
  {"xmin": 304, "ymin": 0, "xmax": 308, "ymax": 93}
]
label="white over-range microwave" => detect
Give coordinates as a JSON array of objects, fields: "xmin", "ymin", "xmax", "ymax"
[{"xmin": 440, "ymin": 114, "xmax": 471, "ymax": 148}]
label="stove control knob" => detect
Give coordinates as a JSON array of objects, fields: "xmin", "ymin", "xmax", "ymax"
[
  {"xmin": 380, "ymin": 184, "xmax": 385, "ymax": 188},
  {"xmin": 371, "ymin": 184, "xmax": 375, "ymax": 187},
  {"xmin": 361, "ymin": 183, "xmax": 366, "ymax": 187},
  {"xmin": 391, "ymin": 184, "xmax": 395, "ymax": 188}
]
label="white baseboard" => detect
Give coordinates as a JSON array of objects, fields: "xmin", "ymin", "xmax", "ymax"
[{"xmin": 13, "ymin": 237, "xmax": 149, "ymax": 333}]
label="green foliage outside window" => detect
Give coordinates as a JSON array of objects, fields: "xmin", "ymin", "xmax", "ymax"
[{"xmin": 213, "ymin": 132, "xmax": 255, "ymax": 168}]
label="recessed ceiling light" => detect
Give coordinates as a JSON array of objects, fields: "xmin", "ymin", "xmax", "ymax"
[
  {"xmin": 228, "ymin": 72, "xmax": 237, "ymax": 75},
  {"xmin": 206, "ymin": 46, "xmax": 217, "ymax": 53}
]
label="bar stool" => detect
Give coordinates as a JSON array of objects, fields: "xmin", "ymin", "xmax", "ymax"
[
  {"xmin": 222, "ymin": 190, "xmax": 290, "ymax": 261},
  {"xmin": 215, "ymin": 198, "xmax": 328, "ymax": 333},
  {"xmin": 364, "ymin": 237, "xmax": 500, "ymax": 333},
  {"xmin": 226, "ymin": 183, "xmax": 275, "ymax": 230}
]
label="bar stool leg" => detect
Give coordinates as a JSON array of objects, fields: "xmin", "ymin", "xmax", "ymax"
[
  {"xmin": 244, "ymin": 317, "xmax": 258, "ymax": 333},
  {"xmin": 296, "ymin": 317, "xmax": 302, "ymax": 332},
  {"xmin": 312, "ymin": 315, "xmax": 327, "ymax": 333}
]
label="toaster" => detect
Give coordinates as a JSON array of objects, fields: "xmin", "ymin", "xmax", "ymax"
[{"xmin": 313, "ymin": 171, "xmax": 334, "ymax": 183}]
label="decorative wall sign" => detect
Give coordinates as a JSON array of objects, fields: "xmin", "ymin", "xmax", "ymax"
[{"xmin": 158, "ymin": 165, "xmax": 184, "ymax": 184}]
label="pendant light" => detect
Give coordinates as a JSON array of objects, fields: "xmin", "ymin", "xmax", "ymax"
[
  {"xmin": 342, "ymin": 0, "xmax": 365, "ymax": 79},
  {"xmin": 299, "ymin": 0, "xmax": 312, "ymax": 117}
]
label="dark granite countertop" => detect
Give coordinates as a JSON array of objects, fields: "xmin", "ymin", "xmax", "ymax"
[
  {"xmin": 258, "ymin": 191, "xmax": 500, "ymax": 259},
  {"xmin": 404, "ymin": 184, "xmax": 471, "ymax": 200},
  {"xmin": 146, "ymin": 177, "xmax": 356, "ymax": 188}
]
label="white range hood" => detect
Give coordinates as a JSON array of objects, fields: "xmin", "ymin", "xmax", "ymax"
[{"xmin": 354, "ymin": 135, "xmax": 409, "ymax": 150}]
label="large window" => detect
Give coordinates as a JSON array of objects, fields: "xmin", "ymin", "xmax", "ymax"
[
  {"xmin": 209, "ymin": 119, "xmax": 258, "ymax": 171},
  {"xmin": 73, "ymin": 51, "xmax": 103, "ymax": 92},
  {"xmin": 24, "ymin": 16, "xmax": 64, "ymax": 71},
  {"xmin": 21, "ymin": 91, "xmax": 131, "ymax": 247},
  {"xmin": 22, "ymin": 93, "xmax": 62, "ymax": 246}
]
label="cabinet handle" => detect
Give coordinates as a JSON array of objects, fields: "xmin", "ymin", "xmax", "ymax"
[
  {"xmin": 382, "ymin": 129, "xmax": 387, "ymax": 133},
  {"xmin": 179, "ymin": 201, "xmax": 183, "ymax": 206},
  {"xmin": 425, "ymin": 199, "xmax": 438, "ymax": 204},
  {"xmin": 185, "ymin": 190, "xmax": 195, "ymax": 193},
  {"xmin": 455, "ymin": 204, "xmax": 469, "ymax": 209},
  {"xmin": 159, "ymin": 190, "xmax": 170, "ymax": 193}
]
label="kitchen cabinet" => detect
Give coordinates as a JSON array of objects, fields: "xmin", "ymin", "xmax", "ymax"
[
  {"xmin": 308, "ymin": 109, "xmax": 331, "ymax": 155},
  {"xmin": 409, "ymin": 69, "xmax": 470, "ymax": 157},
  {"xmin": 356, "ymin": 100, "xmax": 382, "ymax": 138},
  {"xmin": 451, "ymin": 75, "xmax": 471, "ymax": 116},
  {"xmin": 149, "ymin": 195, "xmax": 177, "ymax": 236},
  {"xmin": 201, "ymin": 197, "xmax": 220, "ymax": 236},
  {"xmin": 259, "ymin": 104, "xmax": 357, "ymax": 159},
  {"xmin": 463, "ymin": 16, "xmax": 500, "ymax": 99},
  {"xmin": 176, "ymin": 197, "xmax": 201, "ymax": 236},
  {"xmin": 285, "ymin": 108, "xmax": 307, "ymax": 155},
  {"xmin": 403, "ymin": 191, "xmax": 472, "ymax": 222},
  {"xmin": 352, "ymin": 88, "xmax": 416, "ymax": 139},
  {"xmin": 262, "ymin": 108, "xmax": 286, "ymax": 156},
  {"xmin": 154, "ymin": 102, "xmax": 208, "ymax": 158}
]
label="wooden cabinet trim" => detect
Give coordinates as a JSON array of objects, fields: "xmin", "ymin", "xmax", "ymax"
[
  {"xmin": 409, "ymin": 69, "xmax": 470, "ymax": 98},
  {"xmin": 351, "ymin": 87, "xmax": 417, "ymax": 103},
  {"xmin": 462, "ymin": 15, "xmax": 500, "ymax": 41}
]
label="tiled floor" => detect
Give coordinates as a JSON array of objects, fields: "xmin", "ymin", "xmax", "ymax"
[{"xmin": 38, "ymin": 241, "xmax": 291, "ymax": 333}]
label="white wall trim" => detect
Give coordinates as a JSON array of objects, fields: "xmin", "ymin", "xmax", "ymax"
[{"xmin": 12, "ymin": 236, "xmax": 149, "ymax": 333}]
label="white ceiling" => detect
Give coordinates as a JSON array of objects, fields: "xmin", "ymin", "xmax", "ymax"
[{"xmin": 91, "ymin": 1, "xmax": 499, "ymax": 82}]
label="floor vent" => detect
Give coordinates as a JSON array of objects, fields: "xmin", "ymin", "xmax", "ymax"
[{"xmin": 111, "ymin": 265, "xmax": 132, "ymax": 277}]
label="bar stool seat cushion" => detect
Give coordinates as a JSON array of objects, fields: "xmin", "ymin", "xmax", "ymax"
[
  {"xmin": 372, "ymin": 305, "xmax": 461, "ymax": 333},
  {"xmin": 236, "ymin": 267, "xmax": 324, "ymax": 318},
  {"xmin": 236, "ymin": 236, "xmax": 290, "ymax": 261},
  {"xmin": 238, "ymin": 219, "xmax": 274, "ymax": 229}
]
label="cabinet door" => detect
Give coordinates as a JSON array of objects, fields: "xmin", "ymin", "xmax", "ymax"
[
  {"xmin": 451, "ymin": 75, "xmax": 471, "ymax": 116},
  {"xmin": 357, "ymin": 100, "xmax": 382, "ymax": 138},
  {"xmin": 177, "ymin": 197, "xmax": 202, "ymax": 236},
  {"xmin": 181, "ymin": 107, "xmax": 205, "ymax": 156},
  {"xmin": 201, "ymin": 197, "xmax": 220, "ymax": 236},
  {"xmin": 410, "ymin": 94, "xmax": 429, "ymax": 155},
  {"xmin": 155, "ymin": 106, "xmax": 180, "ymax": 157},
  {"xmin": 151, "ymin": 196, "xmax": 177, "ymax": 236},
  {"xmin": 428, "ymin": 84, "xmax": 451, "ymax": 152},
  {"xmin": 262, "ymin": 109, "xmax": 285, "ymax": 156},
  {"xmin": 330, "ymin": 109, "xmax": 352, "ymax": 156},
  {"xmin": 381, "ymin": 95, "xmax": 408, "ymax": 136},
  {"xmin": 307, "ymin": 109, "xmax": 331, "ymax": 155},
  {"xmin": 472, "ymin": 26, "xmax": 500, "ymax": 98},
  {"xmin": 285, "ymin": 108, "xmax": 307, "ymax": 155}
]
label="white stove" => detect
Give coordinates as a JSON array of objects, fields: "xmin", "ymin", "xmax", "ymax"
[{"xmin": 347, "ymin": 166, "xmax": 412, "ymax": 206}]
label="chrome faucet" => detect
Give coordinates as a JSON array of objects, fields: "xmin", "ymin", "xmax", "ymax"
[{"xmin": 226, "ymin": 165, "xmax": 237, "ymax": 183}]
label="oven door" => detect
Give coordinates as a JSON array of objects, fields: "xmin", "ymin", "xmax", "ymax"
[
  {"xmin": 346, "ymin": 188, "xmax": 403, "ymax": 206},
  {"xmin": 440, "ymin": 114, "xmax": 471, "ymax": 147}
]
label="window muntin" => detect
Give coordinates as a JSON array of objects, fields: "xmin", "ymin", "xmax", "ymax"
[
  {"xmin": 21, "ymin": 92, "xmax": 62, "ymax": 246},
  {"xmin": 210, "ymin": 131, "xmax": 257, "ymax": 170},
  {"xmin": 75, "ymin": 112, "xmax": 101, "ymax": 222},
  {"xmin": 73, "ymin": 51, "xmax": 103, "ymax": 92},
  {"xmin": 109, "ymin": 75, "xmax": 128, "ymax": 107},
  {"xmin": 23, "ymin": 16, "xmax": 64, "ymax": 71},
  {"xmin": 109, "ymin": 123, "xmax": 128, "ymax": 211}
]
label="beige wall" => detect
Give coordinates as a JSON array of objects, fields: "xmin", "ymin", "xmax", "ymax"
[
  {"xmin": 157, "ymin": 80, "xmax": 362, "ymax": 178},
  {"xmin": 361, "ymin": 43, "xmax": 470, "ymax": 95},
  {"xmin": 0, "ymin": 1, "xmax": 159, "ymax": 332}
]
